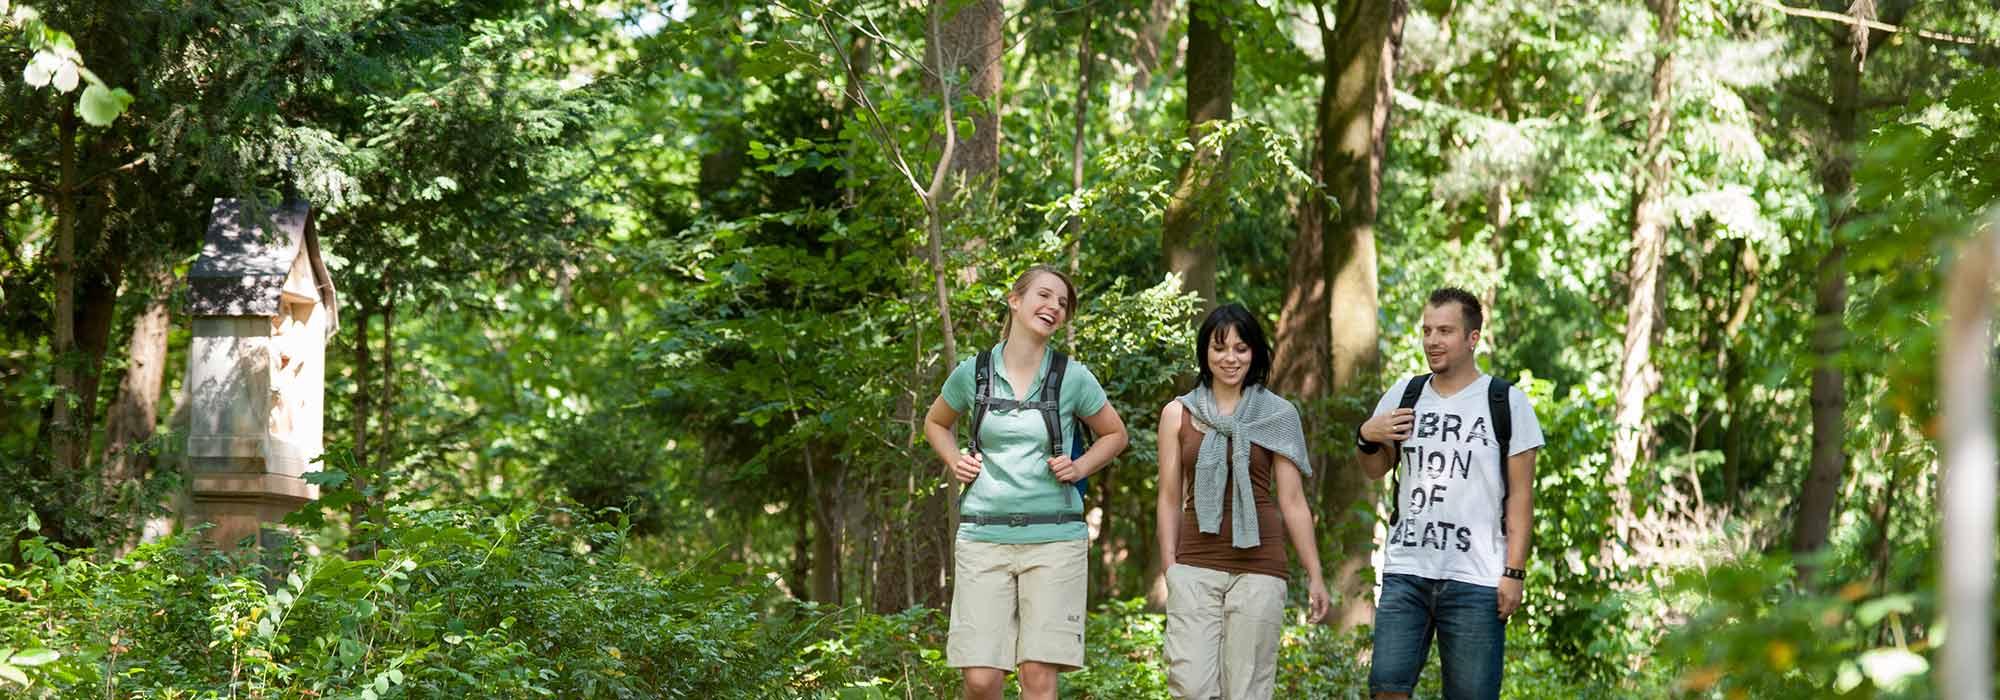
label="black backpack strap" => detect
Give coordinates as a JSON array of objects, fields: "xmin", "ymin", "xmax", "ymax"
[
  {"xmin": 1043, "ymin": 352, "xmax": 1080, "ymax": 511},
  {"xmin": 1489, "ymin": 376, "xmax": 1514, "ymax": 535},
  {"xmin": 1042, "ymin": 353, "xmax": 1069, "ymax": 460},
  {"xmin": 962, "ymin": 349, "xmax": 1082, "ymax": 517},
  {"xmin": 970, "ymin": 350, "xmax": 994, "ymax": 458},
  {"xmin": 1388, "ymin": 374, "xmax": 1431, "ymax": 528},
  {"xmin": 1398, "ymin": 374, "xmax": 1432, "ymax": 412},
  {"xmin": 961, "ymin": 351, "xmax": 995, "ymax": 513}
]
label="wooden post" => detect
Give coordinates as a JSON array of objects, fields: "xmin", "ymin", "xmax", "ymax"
[{"xmin": 1939, "ymin": 211, "xmax": 1998, "ymax": 700}]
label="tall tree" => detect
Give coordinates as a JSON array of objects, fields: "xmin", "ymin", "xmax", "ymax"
[
  {"xmin": 929, "ymin": 0, "xmax": 1003, "ymax": 190},
  {"xmin": 1130, "ymin": 0, "xmax": 1175, "ymax": 100},
  {"xmin": 1319, "ymin": 0, "xmax": 1409, "ymax": 628},
  {"xmin": 1159, "ymin": 0, "xmax": 1233, "ymax": 307},
  {"xmin": 1791, "ymin": 0, "xmax": 1898, "ymax": 580},
  {"xmin": 1610, "ymin": 0, "xmax": 1678, "ymax": 557},
  {"xmin": 96, "ymin": 261, "xmax": 176, "ymax": 540}
]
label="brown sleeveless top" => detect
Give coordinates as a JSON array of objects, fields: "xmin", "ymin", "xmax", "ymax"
[{"xmin": 1174, "ymin": 410, "xmax": 1288, "ymax": 580}]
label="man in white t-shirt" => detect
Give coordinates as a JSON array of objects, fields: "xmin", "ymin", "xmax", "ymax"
[{"xmin": 1355, "ymin": 287, "xmax": 1543, "ymax": 700}]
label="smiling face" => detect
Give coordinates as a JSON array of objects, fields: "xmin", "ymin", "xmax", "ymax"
[
  {"xmin": 1420, "ymin": 301, "xmax": 1480, "ymax": 375},
  {"xmin": 1006, "ymin": 271, "xmax": 1073, "ymax": 339},
  {"xmin": 1205, "ymin": 325, "xmax": 1253, "ymax": 390}
]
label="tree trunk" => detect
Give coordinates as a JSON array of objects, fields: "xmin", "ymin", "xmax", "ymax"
[
  {"xmin": 378, "ymin": 277, "xmax": 397, "ymax": 471},
  {"xmin": 806, "ymin": 444, "xmax": 844, "ymax": 604},
  {"xmin": 1867, "ymin": 426, "xmax": 1902, "ymax": 593},
  {"xmin": 904, "ymin": 0, "xmax": 982, "ymax": 610},
  {"xmin": 840, "ymin": 32, "xmax": 875, "ymax": 209},
  {"xmin": 1129, "ymin": 0, "xmax": 1175, "ymax": 100},
  {"xmin": 1720, "ymin": 241, "xmax": 1759, "ymax": 502},
  {"xmin": 929, "ymin": 0, "xmax": 1003, "ymax": 189},
  {"xmin": 98, "ymin": 261, "xmax": 176, "ymax": 546},
  {"xmin": 698, "ymin": 0, "xmax": 747, "ymax": 214},
  {"xmin": 1791, "ymin": 24, "xmax": 1862, "ymax": 581},
  {"xmin": 49, "ymin": 109, "xmax": 80, "ymax": 503},
  {"xmin": 1269, "ymin": 0, "xmax": 1337, "ymax": 624},
  {"xmin": 39, "ymin": 112, "xmax": 126, "ymax": 548},
  {"xmin": 1269, "ymin": 50, "xmax": 1333, "ymax": 404},
  {"xmin": 910, "ymin": 205, "xmax": 957, "ymax": 610},
  {"xmin": 1316, "ymin": 0, "xmax": 1408, "ymax": 629},
  {"xmin": 790, "ymin": 503, "xmax": 812, "ymax": 599},
  {"xmin": 348, "ymin": 298, "xmax": 373, "ymax": 560},
  {"xmin": 1068, "ymin": 10, "xmax": 1094, "ymax": 347},
  {"xmin": 1483, "ymin": 181, "xmax": 1511, "ymax": 331},
  {"xmin": 1937, "ymin": 217, "xmax": 1997, "ymax": 700},
  {"xmin": 1610, "ymin": 0, "xmax": 1677, "ymax": 557},
  {"xmin": 1146, "ymin": 0, "xmax": 1234, "ymax": 609},
  {"xmin": 1159, "ymin": 0, "xmax": 1233, "ymax": 309}
]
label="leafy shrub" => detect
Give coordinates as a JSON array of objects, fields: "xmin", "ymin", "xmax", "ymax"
[
  {"xmin": 0, "ymin": 502, "xmax": 815, "ymax": 699},
  {"xmin": 1662, "ymin": 556, "xmax": 1934, "ymax": 699}
]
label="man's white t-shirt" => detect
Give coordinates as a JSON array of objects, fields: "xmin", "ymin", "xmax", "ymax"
[{"xmin": 1370, "ymin": 373, "xmax": 1543, "ymax": 587}]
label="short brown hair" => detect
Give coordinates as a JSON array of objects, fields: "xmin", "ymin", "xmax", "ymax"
[{"xmin": 1426, "ymin": 287, "xmax": 1483, "ymax": 330}]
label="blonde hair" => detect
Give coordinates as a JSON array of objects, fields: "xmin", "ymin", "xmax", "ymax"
[{"xmin": 1001, "ymin": 264, "xmax": 1078, "ymax": 337}]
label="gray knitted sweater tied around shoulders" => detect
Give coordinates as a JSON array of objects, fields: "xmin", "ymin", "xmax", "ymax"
[{"xmin": 1177, "ymin": 384, "xmax": 1312, "ymax": 548}]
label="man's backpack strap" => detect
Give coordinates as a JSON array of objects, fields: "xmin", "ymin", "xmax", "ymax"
[
  {"xmin": 1489, "ymin": 377, "xmax": 1514, "ymax": 535},
  {"xmin": 1387, "ymin": 374, "xmax": 1431, "ymax": 528}
]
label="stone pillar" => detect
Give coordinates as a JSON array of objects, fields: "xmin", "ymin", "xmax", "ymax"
[{"xmin": 185, "ymin": 199, "xmax": 339, "ymax": 548}]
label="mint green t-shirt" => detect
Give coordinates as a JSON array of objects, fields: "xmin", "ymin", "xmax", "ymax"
[{"xmin": 942, "ymin": 342, "xmax": 1109, "ymax": 544}]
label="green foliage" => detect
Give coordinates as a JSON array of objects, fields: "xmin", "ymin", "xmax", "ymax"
[
  {"xmin": 1, "ymin": 502, "xmax": 818, "ymax": 699},
  {"xmin": 2, "ymin": 2, "xmax": 133, "ymax": 124},
  {"xmin": 1664, "ymin": 557, "xmax": 1935, "ymax": 699}
]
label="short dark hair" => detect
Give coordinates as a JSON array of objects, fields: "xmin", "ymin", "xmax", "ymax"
[
  {"xmin": 1426, "ymin": 287, "xmax": 1483, "ymax": 331},
  {"xmin": 1196, "ymin": 303, "xmax": 1273, "ymax": 388}
]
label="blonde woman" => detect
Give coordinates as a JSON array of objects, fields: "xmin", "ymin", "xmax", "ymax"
[{"xmin": 922, "ymin": 264, "xmax": 1131, "ymax": 700}]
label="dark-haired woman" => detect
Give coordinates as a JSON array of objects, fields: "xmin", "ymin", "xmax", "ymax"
[
  {"xmin": 922, "ymin": 264, "xmax": 1131, "ymax": 700},
  {"xmin": 1157, "ymin": 303, "xmax": 1329, "ymax": 700}
]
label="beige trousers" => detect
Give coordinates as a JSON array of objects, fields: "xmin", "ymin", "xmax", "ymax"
[{"xmin": 1163, "ymin": 563, "xmax": 1288, "ymax": 700}]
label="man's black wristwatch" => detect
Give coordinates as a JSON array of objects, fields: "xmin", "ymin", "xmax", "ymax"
[
  {"xmin": 1502, "ymin": 567, "xmax": 1527, "ymax": 581},
  {"xmin": 1355, "ymin": 425, "xmax": 1383, "ymax": 454}
]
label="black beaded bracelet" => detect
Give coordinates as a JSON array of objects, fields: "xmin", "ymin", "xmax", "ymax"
[{"xmin": 1502, "ymin": 567, "xmax": 1527, "ymax": 581}]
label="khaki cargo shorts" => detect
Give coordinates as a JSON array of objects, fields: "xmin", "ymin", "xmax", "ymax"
[{"xmin": 946, "ymin": 538, "xmax": 1089, "ymax": 671}]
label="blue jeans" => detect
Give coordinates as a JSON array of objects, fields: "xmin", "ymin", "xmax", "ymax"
[{"xmin": 1367, "ymin": 574, "xmax": 1504, "ymax": 699}]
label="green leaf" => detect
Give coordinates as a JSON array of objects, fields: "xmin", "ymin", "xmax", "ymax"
[
  {"xmin": 1857, "ymin": 648, "xmax": 1927, "ymax": 690},
  {"xmin": 0, "ymin": 663, "xmax": 25, "ymax": 687},
  {"xmin": 3, "ymin": 649, "xmax": 49, "ymax": 666},
  {"xmin": 1856, "ymin": 595, "xmax": 1916, "ymax": 627},
  {"xmin": 77, "ymin": 84, "xmax": 133, "ymax": 126},
  {"xmin": 304, "ymin": 470, "xmax": 351, "ymax": 488}
]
